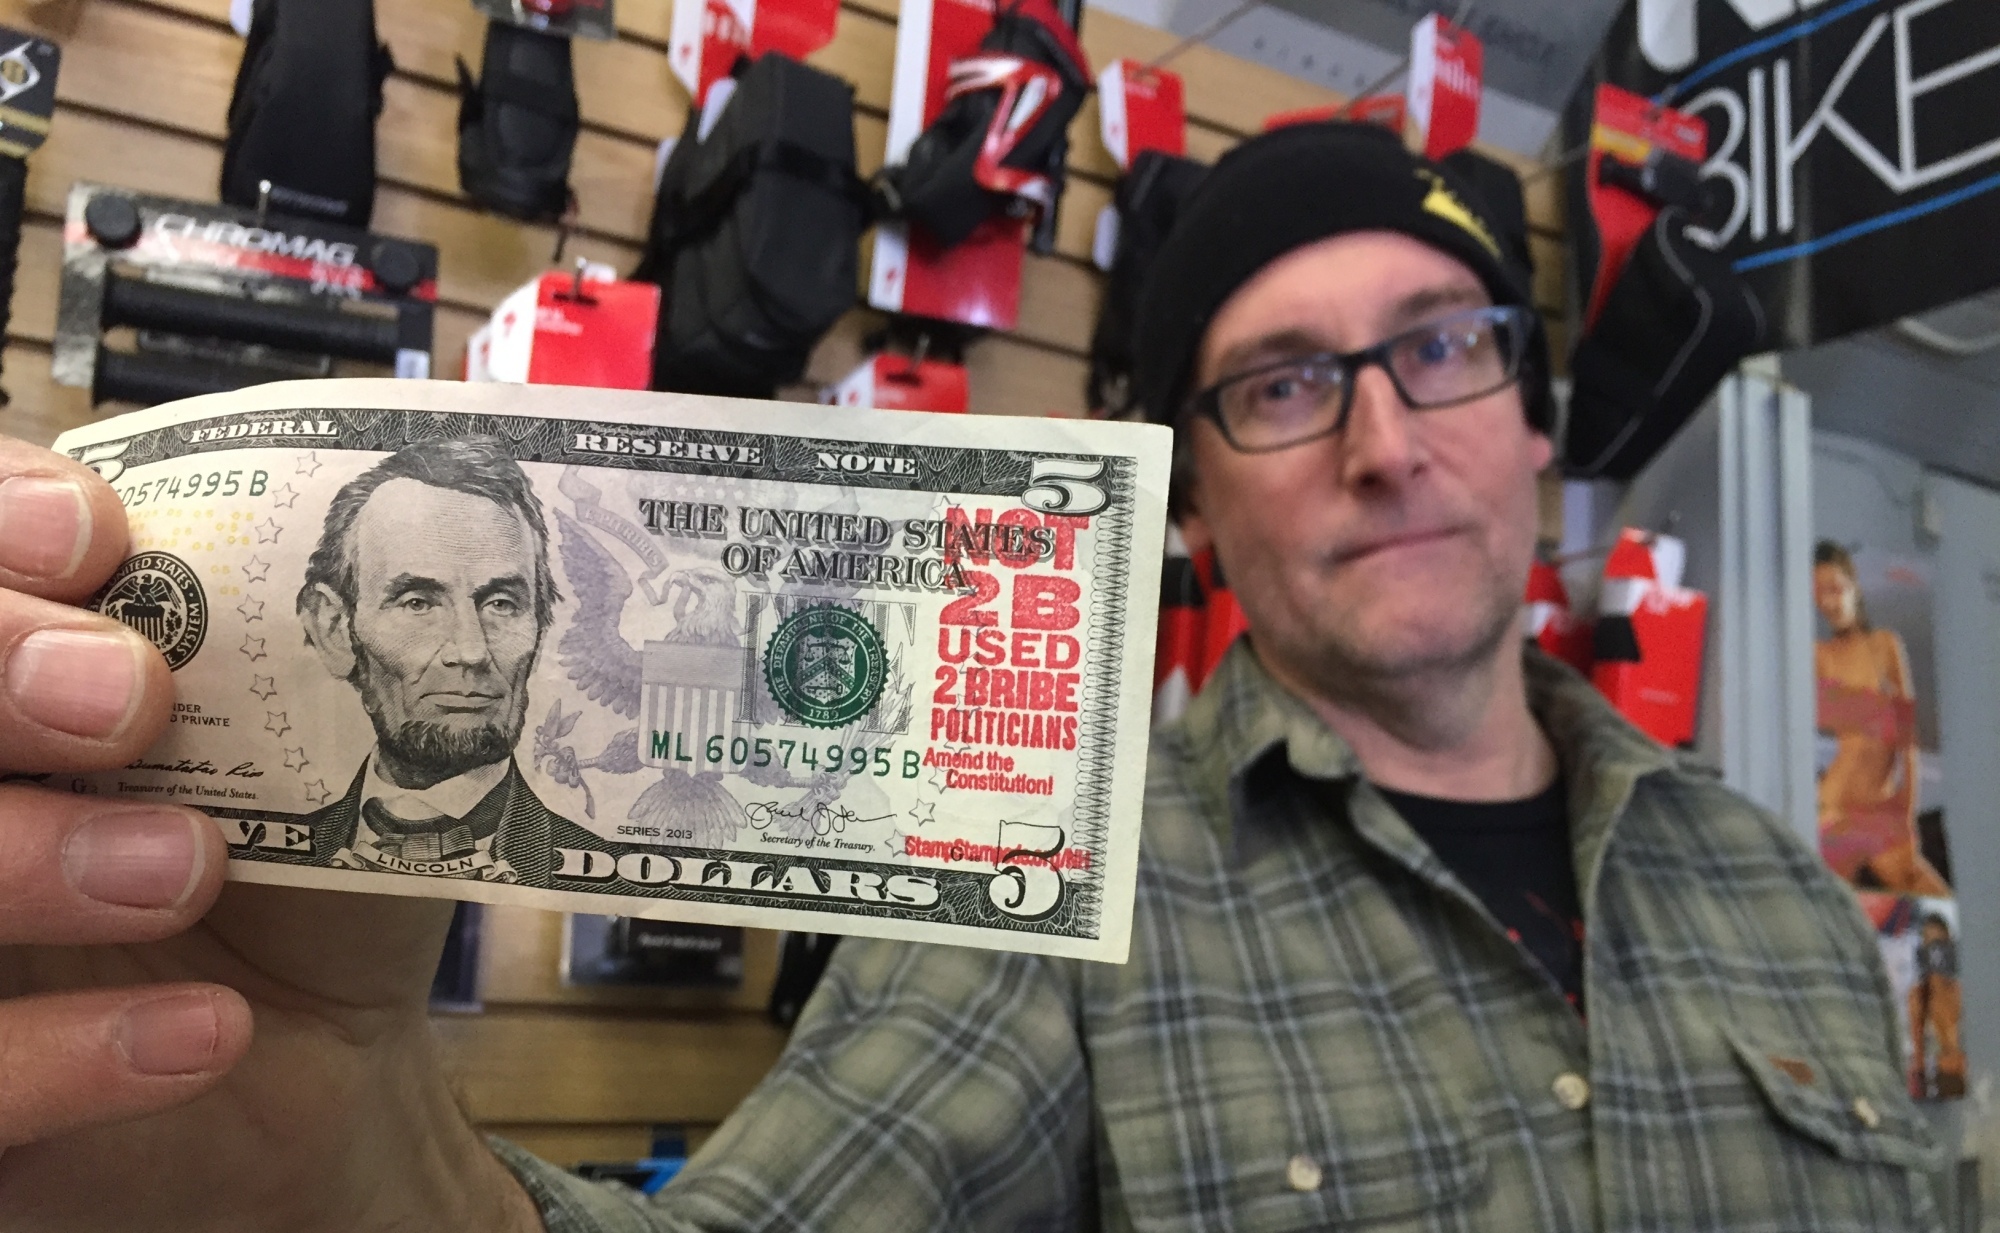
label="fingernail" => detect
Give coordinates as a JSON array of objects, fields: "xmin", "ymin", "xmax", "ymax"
[
  {"xmin": 5, "ymin": 627, "xmax": 145, "ymax": 739},
  {"xmin": 118, "ymin": 992, "xmax": 223, "ymax": 1076},
  {"xmin": 0, "ymin": 476, "xmax": 91, "ymax": 580},
  {"xmin": 63, "ymin": 808, "xmax": 204, "ymax": 909}
]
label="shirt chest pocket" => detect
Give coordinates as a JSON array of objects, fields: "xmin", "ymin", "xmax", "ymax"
[
  {"xmin": 1099, "ymin": 1047, "xmax": 1490, "ymax": 1233},
  {"xmin": 1723, "ymin": 1026, "xmax": 1941, "ymax": 1222}
]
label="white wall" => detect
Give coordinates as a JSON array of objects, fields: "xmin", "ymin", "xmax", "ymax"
[{"xmin": 1927, "ymin": 472, "xmax": 2000, "ymax": 1104}]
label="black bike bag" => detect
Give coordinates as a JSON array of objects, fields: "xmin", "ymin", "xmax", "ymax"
[{"xmin": 220, "ymin": 0, "xmax": 391, "ymax": 228}]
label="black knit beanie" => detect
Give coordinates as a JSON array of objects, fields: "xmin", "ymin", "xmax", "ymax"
[{"xmin": 1131, "ymin": 121, "xmax": 1551, "ymax": 433}]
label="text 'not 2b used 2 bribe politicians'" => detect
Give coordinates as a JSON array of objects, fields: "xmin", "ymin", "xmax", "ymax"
[{"xmin": 54, "ymin": 380, "xmax": 1170, "ymax": 962}]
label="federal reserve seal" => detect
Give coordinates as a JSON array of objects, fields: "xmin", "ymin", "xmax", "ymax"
[
  {"xmin": 93, "ymin": 551, "xmax": 208, "ymax": 670},
  {"xmin": 763, "ymin": 604, "xmax": 888, "ymax": 728}
]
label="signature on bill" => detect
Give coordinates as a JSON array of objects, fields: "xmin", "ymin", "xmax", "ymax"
[{"xmin": 744, "ymin": 799, "xmax": 894, "ymax": 838}]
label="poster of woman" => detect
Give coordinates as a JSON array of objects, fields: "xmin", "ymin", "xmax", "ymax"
[{"xmin": 1813, "ymin": 540, "xmax": 1964, "ymax": 1099}]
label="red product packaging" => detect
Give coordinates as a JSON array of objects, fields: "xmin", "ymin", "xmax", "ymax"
[
  {"xmin": 671, "ymin": 0, "xmax": 840, "ymax": 109},
  {"xmin": 1262, "ymin": 96, "xmax": 1405, "ymax": 135},
  {"xmin": 825, "ymin": 352, "xmax": 970, "ymax": 412},
  {"xmin": 868, "ymin": 0, "xmax": 1027, "ymax": 330},
  {"xmin": 1406, "ymin": 13, "xmax": 1483, "ymax": 159},
  {"xmin": 1582, "ymin": 85, "xmax": 1708, "ymax": 329},
  {"xmin": 476, "ymin": 268, "xmax": 660, "ymax": 389},
  {"xmin": 1525, "ymin": 558, "xmax": 1594, "ymax": 675},
  {"xmin": 1153, "ymin": 546, "xmax": 1205, "ymax": 723},
  {"xmin": 1190, "ymin": 546, "xmax": 1249, "ymax": 688},
  {"xmin": 1591, "ymin": 529, "xmax": 1707, "ymax": 747},
  {"xmin": 1098, "ymin": 59, "xmax": 1185, "ymax": 171}
]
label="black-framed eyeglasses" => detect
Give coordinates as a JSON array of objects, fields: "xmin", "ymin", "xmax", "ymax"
[{"xmin": 1185, "ymin": 304, "xmax": 1535, "ymax": 454}]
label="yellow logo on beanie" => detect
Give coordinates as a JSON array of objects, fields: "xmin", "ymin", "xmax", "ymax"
[{"xmin": 1416, "ymin": 170, "xmax": 1500, "ymax": 257}]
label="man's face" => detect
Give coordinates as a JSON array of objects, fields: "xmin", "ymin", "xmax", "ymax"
[
  {"xmin": 344, "ymin": 478, "xmax": 543, "ymax": 783},
  {"xmin": 1179, "ymin": 232, "xmax": 1553, "ymax": 694}
]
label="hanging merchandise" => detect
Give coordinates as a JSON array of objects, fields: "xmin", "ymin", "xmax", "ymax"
[
  {"xmin": 1591, "ymin": 528, "xmax": 1706, "ymax": 747},
  {"xmin": 1096, "ymin": 59, "xmax": 1184, "ymax": 172},
  {"xmin": 220, "ymin": 0, "xmax": 391, "ymax": 229},
  {"xmin": 456, "ymin": 20, "xmax": 580, "ymax": 222},
  {"xmin": 873, "ymin": 0, "xmax": 1090, "ymax": 251},
  {"xmin": 669, "ymin": 0, "xmax": 839, "ymax": 112},
  {"xmin": 472, "ymin": 0, "xmax": 616, "ymax": 40},
  {"xmin": 1576, "ymin": 0, "xmax": 2000, "ymax": 349},
  {"xmin": 1565, "ymin": 206, "xmax": 1766, "ymax": 479},
  {"xmin": 1153, "ymin": 533, "xmax": 1203, "ymax": 725},
  {"xmin": 466, "ymin": 261, "xmax": 660, "ymax": 388},
  {"xmin": 1087, "ymin": 151, "xmax": 1205, "ymax": 416},
  {"xmin": 1569, "ymin": 86, "xmax": 1711, "ymax": 332},
  {"xmin": 1404, "ymin": 13, "xmax": 1482, "ymax": 160},
  {"xmin": 633, "ymin": 52, "xmax": 862, "ymax": 398},
  {"xmin": 825, "ymin": 352, "xmax": 970, "ymax": 413},
  {"xmin": 52, "ymin": 184, "xmax": 438, "ymax": 406},
  {"xmin": 1524, "ymin": 556, "xmax": 1593, "ymax": 676},
  {"xmin": 0, "ymin": 28, "xmax": 58, "ymax": 408},
  {"xmin": 1189, "ymin": 546, "xmax": 1248, "ymax": 693},
  {"xmin": 1562, "ymin": 86, "xmax": 1762, "ymax": 480},
  {"xmin": 867, "ymin": 0, "xmax": 1088, "ymax": 330}
]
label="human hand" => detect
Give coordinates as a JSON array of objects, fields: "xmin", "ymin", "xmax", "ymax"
[{"xmin": 0, "ymin": 436, "xmax": 538, "ymax": 1230}]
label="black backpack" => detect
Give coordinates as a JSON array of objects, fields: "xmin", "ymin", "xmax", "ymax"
[
  {"xmin": 456, "ymin": 21, "xmax": 580, "ymax": 223},
  {"xmin": 1565, "ymin": 207, "xmax": 1767, "ymax": 479},
  {"xmin": 220, "ymin": 0, "xmax": 391, "ymax": 228},
  {"xmin": 634, "ymin": 53, "xmax": 863, "ymax": 399},
  {"xmin": 1088, "ymin": 151, "xmax": 1205, "ymax": 415}
]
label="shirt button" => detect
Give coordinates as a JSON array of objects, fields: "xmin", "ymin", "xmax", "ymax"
[
  {"xmin": 1552, "ymin": 1072, "xmax": 1592, "ymax": 1111},
  {"xmin": 1852, "ymin": 1097, "xmax": 1882, "ymax": 1129},
  {"xmin": 1286, "ymin": 1154, "xmax": 1322, "ymax": 1192}
]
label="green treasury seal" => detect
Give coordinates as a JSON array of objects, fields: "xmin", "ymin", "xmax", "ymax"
[{"xmin": 764, "ymin": 604, "xmax": 888, "ymax": 729}]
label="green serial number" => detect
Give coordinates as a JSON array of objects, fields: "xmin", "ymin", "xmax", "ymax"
[
  {"xmin": 117, "ymin": 469, "xmax": 269, "ymax": 507},
  {"xmin": 649, "ymin": 732, "xmax": 921, "ymax": 778}
]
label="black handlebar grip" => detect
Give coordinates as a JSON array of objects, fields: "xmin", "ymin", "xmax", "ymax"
[
  {"xmin": 93, "ymin": 346, "xmax": 301, "ymax": 408},
  {"xmin": 0, "ymin": 156, "xmax": 26, "ymax": 406},
  {"xmin": 102, "ymin": 276, "xmax": 404, "ymax": 363}
]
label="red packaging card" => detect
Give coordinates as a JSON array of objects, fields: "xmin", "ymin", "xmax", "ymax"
[
  {"xmin": 1583, "ymin": 85, "xmax": 1708, "ymax": 329},
  {"xmin": 1590, "ymin": 530, "xmax": 1707, "ymax": 747},
  {"xmin": 1407, "ymin": 14, "xmax": 1483, "ymax": 159},
  {"xmin": 483, "ymin": 271, "xmax": 660, "ymax": 390},
  {"xmin": 1098, "ymin": 59, "xmax": 1185, "ymax": 170},
  {"xmin": 826, "ymin": 352, "xmax": 971, "ymax": 412},
  {"xmin": 671, "ymin": 0, "xmax": 839, "ymax": 109}
]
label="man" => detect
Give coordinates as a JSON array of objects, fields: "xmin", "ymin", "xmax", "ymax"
[
  {"xmin": 0, "ymin": 123, "xmax": 1935, "ymax": 1229},
  {"xmin": 292, "ymin": 436, "xmax": 585, "ymax": 886}
]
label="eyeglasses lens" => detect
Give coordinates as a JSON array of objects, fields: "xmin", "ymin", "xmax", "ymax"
[
  {"xmin": 1389, "ymin": 314, "xmax": 1515, "ymax": 407},
  {"xmin": 1216, "ymin": 364, "xmax": 1346, "ymax": 451}
]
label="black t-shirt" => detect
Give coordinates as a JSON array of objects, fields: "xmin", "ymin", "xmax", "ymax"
[{"xmin": 1375, "ymin": 779, "xmax": 1584, "ymax": 1012}]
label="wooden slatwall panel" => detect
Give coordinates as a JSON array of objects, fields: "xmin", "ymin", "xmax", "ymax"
[{"xmin": 0, "ymin": 0, "xmax": 1571, "ymax": 1159}]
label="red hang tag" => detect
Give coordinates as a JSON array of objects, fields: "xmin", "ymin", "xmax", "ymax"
[
  {"xmin": 827, "ymin": 353, "xmax": 971, "ymax": 413},
  {"xmin": 1582, "ymin": 84, "xmax": 1709, "ymax": 330},
  {"xmin": 1097, "ymin": 59, "xmax": 1185, "ymax": 171},
  {"xmin": 480, "ymin": 270, "xmax": 660, "ymax": 389},
  {"xmin": 671, "ymin": 0, "xmax": 837, "ymax": 106},
  {"xmin": 1407, "ymin": 14, "xmax": 1483, "ymax": 159}
]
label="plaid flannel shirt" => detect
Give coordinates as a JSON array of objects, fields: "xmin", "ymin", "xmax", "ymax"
[{"xmin": 497, "ymin": 642, "xmax": 1942, "ymax": 1232}]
